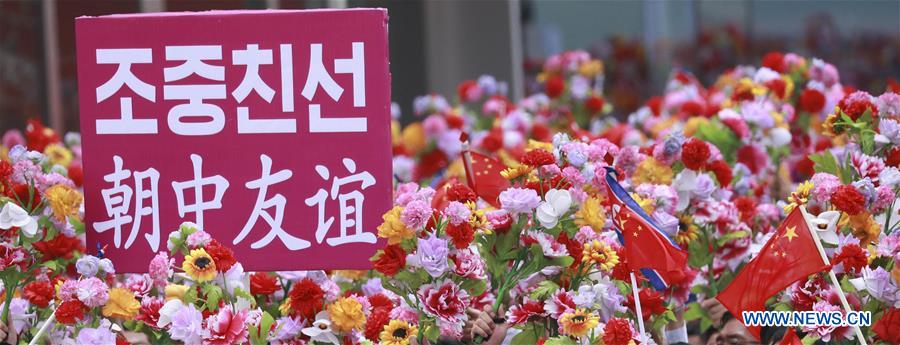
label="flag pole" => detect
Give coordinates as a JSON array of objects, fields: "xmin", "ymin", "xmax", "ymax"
[
  {"xmin": 29, "ymin": 306, "xmax": 56, "ymax": 345},
  {"xmin": 798, "ymin": 206, "xmax": 867, "ymax": 345},
  {"xmin": 459, "ymin": 132, "xmax": 476, "ymax": 191},
  {"xmin": 629, "ymin": 271, "xmax": 647, "ymax": 344}
]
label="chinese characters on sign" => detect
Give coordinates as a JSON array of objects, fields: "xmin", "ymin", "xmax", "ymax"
[{"xmin": 76, "ymin": 9, "xmax": 392, "ymax": 272}]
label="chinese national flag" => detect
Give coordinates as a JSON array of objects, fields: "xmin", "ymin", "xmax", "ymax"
[
  {"xmin": 716, "ymin": 208, "xmax": 829, "ymax": 340},
  {"xmin": 779, "ymin": 328, "xmax": 803, "ymax": 345},
  {"xmin": 464, "ymin": 151, "xmax": 509, "ymax": 208}
]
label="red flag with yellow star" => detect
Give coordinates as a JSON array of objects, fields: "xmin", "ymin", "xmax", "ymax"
[
  {"xmin": 716, "ymin": 208, "xmax": 830, "ymax": 340},
  {"xmin": 463, "ymin": 151, "xmax": 509, "ymax": 208}
]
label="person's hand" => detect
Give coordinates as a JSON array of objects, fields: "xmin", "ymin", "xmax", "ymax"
[
  {"xmin": 122, "ymin": 331, "xmax": 151, "ymax": 345},
  {"xmin": 482, "ymin": 322, "xmax": 510, "ymax": 345},
  {"xmin": 700, "ymin": 298, "xmax": 727, "ymax": 328},
  {"xmin": 0, "ymin": 316, "xmax": 17, "ymax": 345},
  {"xmin": 468, "ymin": 306, "xmax": 496, "ymax": 339}
]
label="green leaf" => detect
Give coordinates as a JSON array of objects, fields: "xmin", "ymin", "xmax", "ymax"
[
  {"xmin": 424, "ymin": 324, "xmax": 441, "ymax": 343},
  {"xmin": 543, "ymin": 336, "xmax": 577, "ymax": 345},
  {"xmin": 716, "ymin": 230, "xmax": 749, "ymax": 247},
  {"xmin": 801, "ymin": 334, "xmax": 818, "ymax": 345},
  {"xmin": 250, "ymin": 311, "xmax": 276, "ymax": 345},
  {"xmin": 202, "ymin": 285, "xmax": 223, "ymax": 312},
  {"xmin": 696, "ymin": 119, "xmax": 740, "ymax": 163},
  {"xmin": 687, "ymin": 239, "xmax": 712, "ymax": 269},
  {"xmin": 651, "ymin": 309, "xmax": 677, "ymax": 333},
  {"xmin": 509, "ymin": 323, "xmax": 540, "ymax": 344},
  {"xmin": 460, "ymin": 279, "xmax": 487, "ymax": 297},
  {"xmin": 530, "ymin": 280, "xmax": 561, "ymax": 300},
  {"xmin": 808, "ymin": 151, "xmax": 840, "ymax": 177}
]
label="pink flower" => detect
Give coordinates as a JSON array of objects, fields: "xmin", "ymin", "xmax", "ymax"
[
  {"xmin": 57, "ymin": 280, "xmax": 78, "ymax": 302},
  {"xmin": 810, "ymin": 173, "xmax": 841, "ymax": 203},
  {"xmin": 802, "ymin": 301, "xmax": 852, "ymax": 342},
  {"xmin": 2, "ymin": 130, "xmax": 25, "ymax": 148},
  {"xmin": 400, "ymin": 200, "xmax": 433, "ymax": 230},
  {"xmin": 203, "ymin": 307, "xmax": 249, "ymax": 345},
  {"xmin": 418, "ymin": 280, "xmax": 470, "ymax": 324},
  {"xmin": 506, "ymin": 298, "xmax": 547, "ymax": 325},
  {"xmin": 851, "ymin": 152, "xmax": 885, "ymax": 181},
  {"xmin": 148, "ymin": 252, "xmax": 173, "ymax": 288},
  {"xmin": 443, "ymin": 201, "xmax": 471, "ymax": 226},
  {"xmin": 389, "ymin": 303, "xmax": 420, "ymax": 324},
  {"xmin": 124, "ymin": 274, "xmax": 154, "ymax": 298},
  {"xmin": 451, "ymin": 248, "xmax": 486, "ymax": 280},
  {"xmin": 544, "ymin": 290, "xmax": 576, "ymax": 319},
  {"xmin": 186, "ymin": 230, "xmax": 212, "ymax": 248},
  {"xmin": 76, "ymin": 277, "xmax": 109, "ymax": 308}
]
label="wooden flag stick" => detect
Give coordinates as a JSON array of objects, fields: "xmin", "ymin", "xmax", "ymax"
[
  {"xmin": 799, "ymin": 206, "xmax": 868, "ymax": 345},
  {"xmin": 630, "ymin": 271, "xmax": 647, "ymax": 344}
]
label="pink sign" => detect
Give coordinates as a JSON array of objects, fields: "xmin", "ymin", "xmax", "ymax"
[{"xmin": 75, "ymin": 9, "xmax": 392, "ymax": 272}]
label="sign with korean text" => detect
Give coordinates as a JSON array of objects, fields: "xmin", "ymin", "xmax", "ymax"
[{"xmin": 75, "ymin": 9, "xmax": 392, "ymax": 272}]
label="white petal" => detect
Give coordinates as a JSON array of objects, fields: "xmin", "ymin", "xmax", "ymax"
[
  {"xmin": 20, "ymin": 219, "xmax": 38, "ymax": 237},
  {"xmin": 550, "ymin": 189, "xmax": 572, "ymax": 213}
]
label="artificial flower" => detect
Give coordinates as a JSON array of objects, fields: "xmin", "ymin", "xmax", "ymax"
[{"xmin": 182, "ymin": 248, "xmax": 217, "ymax": 282}]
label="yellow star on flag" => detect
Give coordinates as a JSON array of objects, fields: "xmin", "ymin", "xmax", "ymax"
[{"xmin": 783, "ymin": 226, "xmax": 798, "ymax": 242}]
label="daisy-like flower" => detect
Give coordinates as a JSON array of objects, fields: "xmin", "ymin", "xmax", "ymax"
[
  {"xmin": 380, "ymin": 320, "xmax": 418, "ymax": 345},
  {"xmin": 559, "ymin": 309, "xmax": 600, "ymax": 337},
  {"xmin": 676, "ymin": 215, "xmax": 700, "ymax": 247},
  {"xmin": 582, "ymin": 240, "xmax": 619, "ymax": 272},
  {"xmin": 328, "ymin": 297, "xmax": 367, "ymax": 333},
  {"xmin": 784, "ymin": 181, "xmax": 813, "ymax": 213},
  {"xmin": 182, "ymin": 248, "xmax": 217, "ymax": 282}
]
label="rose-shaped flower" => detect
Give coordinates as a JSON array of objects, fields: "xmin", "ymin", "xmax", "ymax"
[
  {"xmin": 410, "ymin": 234, "xmax": 449, "ymax": 278},
  {"xmin": 75, "ymin": 255, "xmax": 100, "ymax": 277},
  {"xmin": 499, "ymin": 188, "xmax": 540, "ymax": 214}
]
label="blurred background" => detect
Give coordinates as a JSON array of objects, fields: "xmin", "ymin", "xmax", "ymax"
[{"xmin": 1, "ymin": 0, "xmax": 899, "ymax": 132}]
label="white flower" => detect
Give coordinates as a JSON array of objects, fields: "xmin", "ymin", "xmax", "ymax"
[
  {"xmin": 99, "ymin": 258, "xmax": 115, "ymax": 274},
  {"xmin": 76, "ymin": 256, "xmax": 100, "ymax": 277},
  {"xmin": 806, "ymin": 209, "xmax": 840, "ymax": 245},
  {"xmin": 0, "ymin": 202, "xmax": 38, "ymax": 237},
  {"xmin": 156, "ymin": 299, "xmax": 185, "ymax": 328},
  {"xmin": 301, "ymin": 311, "xmax": 341, "ymax": 345},
  {"xmin": 769, "ymin": 127, "xmax": 792, "ymax": 147},
  {"xmin": 536, "ymin": 189, "xmax": 572, "ymax": 229},
  {"xmin": 672, "ymin": 170, "xmax": 698, "ymax": 211}
]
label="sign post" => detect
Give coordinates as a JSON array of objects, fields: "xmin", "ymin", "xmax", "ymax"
[{"xmin": 76, "ymin": 9, "xmax": 392, "ymax": 272}]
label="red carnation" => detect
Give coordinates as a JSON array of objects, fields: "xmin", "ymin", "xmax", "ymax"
[
  {"xmin": 6, "ymin": 183, "xmax": 41, "ymax": 211},
  {"xmin": 288, "ymin": 278, "xmax": 325, "ymax": 320},
  {"xmin": 646, "ymin": 96, "xmax": 663, "ymax": 116},
  {"xmin": 457, "ymin": 80, "xmax": 480, "ymax": 103},
  {"xmin": 799, "ymin": 89, "xmax": 826, "ymax": 113},
  {"xmin": 367, "ymin": 293, "xmax": 394, "ymax": 314},
  {"xmin": 585, "ymin": 94, "xmax": 605, "ymax": 114},
  {"xmin": 250, "ymin": 272, "xmax": 280, "ymax": 296},
  {"xmin": 681, "ymin": 138, "xmax": 710, "ymax": 170},
  {"xmin": 736, "ymin": 145, "xmax": 765, "ymax": 174},
  {"xmin": 446, "ymin": 115, "xmax": 465, "ymax": 129},
  {"xmin": 446, "ymin": 183, "xmax": 477, "ymax": 203},
  {"xmin": 707, "ymin": 160, "xmax": 733, "ymax": 186},
  {"xmin": 831, "ymin": 185, "xmax": 866, "ymax": 215},
  {"xmin": 626, "ymin": 288, "xmax": 666, "ymax": 319},
  {"xmin": 372, "ymin": 244, "xmax": 406, "ymax": 277},
  {"xmin": 765, "ymin": 78, "xmax": 787, "ymax": 99},
  {"xmin": 445, "ymin": 222, "xmax": 475, "ymax": 249},
  {"xmin": 545, "ymin": 75, "xmax": 565, "ymax": 99},
  {"xmin": 414, "ymin": 149, "xmax": 449, "ymax": 180},
  {"xmin": 680, "ymin": 100, "xmax": 704, "ymax": 117},
  {"xmin": 33, "ymin": 235, "xmax": 83, "ymax": 261},
  {"xmin": 734, "ymin": 196, "xmax": 757, "ymax": 223},
  {"xmin": 602, "ymin": 317, "xmax": 634, "ymax": 345},
  {"xmin": 531, "ymin": 123, "xmax": 552, "ymax": 142},
  {"xmin": 521, "ymin": 149, "xmax": 555, "ymax": 167},
  {"xmin": 205, "ymin": 239, "xmax": 236, "ymax": 272},
  {"xmin": 888, "ymin": 147, "xmax": 900, "ymax": 168},
  {"xmin": 761, "ymin": 51, "xmax": 785, "ymax": 73},
  {"xmin": 480, "ymin": 128, "xmax": 504, "ymax": 152},
  {"xmin": 0, "ymin": 161, "xmax": 12, "ymax": 182},
  {"xmin": 55, "ymin": 300, "xmax": 87, "ymax": 325},
  {"xmin": 838, "ymin": 91, "xmax": 878, "ymax": 121},
  {"xmin": 364, "ymin": 308, "xmax": 391, "ymax": 341},
  {"xmin": 135, "ymin": 297, "xmax": 165, "ymax": 329},
  {"xmin": 23, "ymin": 280, "xmax": 54, "ymax": 308},
  {"xmin": 873, "ymin": 308, "xmax": 900, "ymax": 344},
  {"xmin": 832, "ymin": 243, "xmax": 868, "ymax": 274},
  {"xmin": 67, "ymin": 165, "xmax": 84, "ymax": 187},
  {"xmin": 25, "ymin": 119, "xmax": 60, "ymax": 152}
]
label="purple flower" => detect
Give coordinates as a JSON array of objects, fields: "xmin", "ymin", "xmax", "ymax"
[
  {"xmin": 412, "ymin": 234, "xmax": 449, "ymax": 278},
  {"xmin": 76, "ymin": 255, "xmax": 100, "ymax": 277},
  {"xmin": 76, "ymin": 326, "xmax": 116, "ymax": 344},
  {"xmin": 877, "ymin": 92, "xmax": 900, "ymax": 118},
  {"xmin": 169, "ymin": 304, "xmax": 204, "ymax": 345},
  {"xmin": 573, "ymin": 278, "xmax": 626, "ymax": 322},
  {"xmin": 401, "ymin": 199, "xmax": 433, "ymax": 230},
  {"xmin": 76, "ymin": 277, "xmax": 109, "ymax": 308},
  {"xmin": 270, "ymin": 316, "xmax": 304, "ymax": 345},
  {"xmin": 862, "ymin": 267, "xmax": 900, "ymax": 308},
  {"xmin": 809, "ymin": 58, "xmax": 839, "ymax": 87},
  {"xmin": 499, "ymin": 188, "xmax": 540, "ymax": 214},
  {"xmin": 878, "ymin": 119, "xmax": 900, "ymax": 145}
]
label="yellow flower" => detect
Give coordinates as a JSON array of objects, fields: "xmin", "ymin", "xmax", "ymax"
[
  {"xmin": 328, "ymin": 297, "xmax": 366, "ymax": 333},
  {"xmin": 822, "ymin": 110, "xmax": 840, "ymax": 137},
  {"xmin": 784, "ymin": 181, "xmax": 814, "ymax": 213},
  {"xmin": 578, "ymin": 60, "xmax": 604, "ymax": 78},
  {"xmin": 575, "ymin": 196, "xmax": 606, "ymax": 231},
  {"xmin": 559, "ymin": 309, "xmax": 599, "ymax": 337},
  {"xmin": 164, "ymin": 284, "xmax": 189, "ymax": 301},
  {"xmin": 278, "ymin": 299, "xmax": 292, "ymax": 316},
  {"xmin": 102, "ymin": 288, "xmax": 140, "ymax": 320},
  {"xmin": 500, "ymin": 165, "xmax": 532, "ymax": 180},
  {"xmin": 378, "ymin": 206, "xmax": 415, "ymax": 245},
  {"xmin": 847, "ymin": 213, "xmax": 881, "ymax": 246},
  {"xmin": 43, "ymin": 144, "xmax": 73, "ymax": 167},
  {"xmin": 401, "ymin": 123, "xmax": 426, "ymax": 154},
  {"xmin": 630, "ymin": 193, "xmax": 655, "ymax": 214},
  {"xmin": 683, "ymin": 117, "xmax": 710, "ymax": 137},
  {"xmin": 182, "ymin": 248, "xmax": 217, "ymax": 282},
  {"xmin": 391, "ymin": 120, "xmax": 402, "ymax": 146},
  {"xmin": 582, "ymin": 240, "xmax": 619, "ymax": 272},
  {"xmin": 44, "ymin": 184, "xmax": 83, "ymax": 221},
  {"xmin": 380, "ymin": 319, "xmax": 418, "ymax": 345},
  {"xmin": 676, "ymin": 215, "xmax": 700, "ymax": 247},
  {"xmin": 527, "ymin": 139, "xmax": 553, "ymax": 152},
  {"xmin": 334, "ymin": 270, "xmax": 367, "ymax": 280},
  {"xmin": 631, "ymin": 157, "xmax": 672, "ymax": 185}
]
